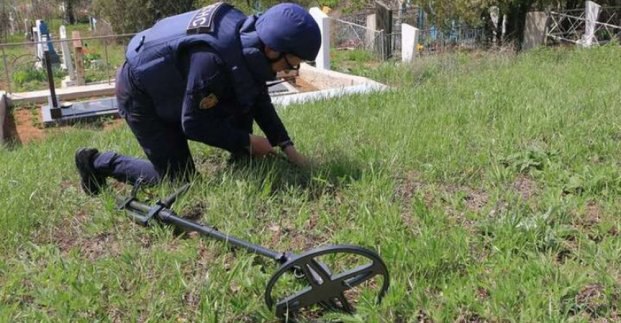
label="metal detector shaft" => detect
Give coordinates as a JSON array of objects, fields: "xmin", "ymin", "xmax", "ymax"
[{"xmin": 122, "ymin": 199, "xmax": 285, "ymax": 262}]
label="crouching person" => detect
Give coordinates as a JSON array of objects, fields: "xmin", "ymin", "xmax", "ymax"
[{"xmin": 75, "ymin": 3, "xmax": 321, "ymax": 195}]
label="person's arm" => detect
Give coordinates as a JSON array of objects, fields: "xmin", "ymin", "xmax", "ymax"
[
  {"xmin": 181, "ymin": 47, "xmax": 273, "ymax": 156},
  {"xmin": 253, "ymin": 90, "xmax": 308, "ymax": 167}
]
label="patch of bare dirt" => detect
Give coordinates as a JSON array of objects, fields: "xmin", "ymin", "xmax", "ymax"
[
  {"xmin": 513, "ymin": 175, "xmax": 538, "ymax": 200},
  {"xmin": 79, "ymin": 233, "xmax": 122, "ymax": 261},
  {"xmin": 439, "ymin": 185, "xmax": 489, "ymax": 232},
  {"xmin": 477, "ymin": 287, "xmax": 490, "ymax": 300},
  {"xmin": 585, "ymin": 202, "xmax": 603, "ymax": 224},
  {"xmin": 394, "ymin": 171, "xmax": 426, "ymax": 203},
  {"xmin": 182, "ymin": 290, "xmax": 201, "ymax": 311},
  {"xmin": 455, "ymin": 309, "xmax": 487, "ymax": 323},
  {"xmin": 573, "ymin": 201, "xmax": 603, "ymax": 229},
  {"xmin": 393, "ymin": 171, "xmax": 430, "ymax": 230},
  {"xmin": 269, "ymin": 223, "xmax": 325, "ymax": 252},
  {"xmin": 415, "ymin": 310, "xmax": 433, "ymax": 323},
  {"xmin": 569, "ymin": 201, "xmax": 618, "ymax": 243},
  {"xmin": 556, "ymin": 238, "xmax": 578, "ymax": 264},
  {"xmin": 4, "ymin": 107, "xmax": 123, "ymax": 145},
  {"xmin": 462, "ymin": 188, "xmax": 489, "ymax": 213},
  {"xmin": 33, "ymin": 209, "xmax": 123, "ymax": 261},
  {"xmin": 106, "ymin": 307, "xmax": 124, "ymax": 323},
  {"xmin": 291, "ymin": 76, "xmax": 318, "ymax": 92},
  {"xmin": 574, "ymin": 284, "xmax": 611, "ymax": 318},
  {"xmin": 4, "ymin": 108, "xmax": 46, "ymax": 144}
]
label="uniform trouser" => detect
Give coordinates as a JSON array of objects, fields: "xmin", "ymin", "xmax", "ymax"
[{"xmin": 92, "ymin": 64, "xmax": 252, "ymax": 185}]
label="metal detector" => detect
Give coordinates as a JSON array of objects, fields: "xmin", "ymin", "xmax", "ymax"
[{"xmin": 116, "ymin": 183, "xmax": 390, "ymax": 318}]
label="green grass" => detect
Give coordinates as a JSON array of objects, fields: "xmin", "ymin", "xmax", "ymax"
[{"xmin": 1, "ymin": 45, "xmax": 620, "ymax": 321}]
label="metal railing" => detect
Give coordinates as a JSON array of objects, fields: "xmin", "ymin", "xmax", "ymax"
[
  {"xmin": 1, "ymin": 33, "xmax": 135, "ymax": 94},
  {"xmin": 330, "ymin": 17, "xmax": 386, "ymax": 60},
  {"xmin": 547, "ymin": 6, "xmax": 621, "ymax": 45},
  {"xmin": 330, "ymin": 14, "xmax": 486, "ymax": 62}
]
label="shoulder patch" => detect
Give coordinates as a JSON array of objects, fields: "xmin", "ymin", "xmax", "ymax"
[
  {"xmin": 199, "ymin": 93, "xmax": 219, "ymax": 110},
  {"xmin": 187, "ymin": 2, "xmax": 229, "ymax": 34}
]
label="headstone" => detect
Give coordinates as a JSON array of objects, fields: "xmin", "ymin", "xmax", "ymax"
[
  {"xmin": 401, "ymin": 23, "xmax": 418, "ymax": 63},
  {"xmin": 375, "ymin": 1, "xmax": 392, "ymax": 59},
  {"xmin": 523, "ymin": 12, "xmax": 549, "ymax": 50},
  {"xmin": 366, "ymin": 14, "xmax": 377, "ymax": 50},
  {"xmin": 32, "ymin": 25, "xmax": 41, "ymax": 59},
  {"xmin": 309, "ymin": 7, "xmax": 330, "ymax": 70},
  {"xmin": 59, "ymin": 26, "xmax": 76, "ymax": 87}
]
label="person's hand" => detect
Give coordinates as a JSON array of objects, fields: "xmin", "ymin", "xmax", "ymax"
[
  {"xmin": 282, "ymin": 145, "xmax": 310, "ymax": 168},
  {"xmin": 249, "ymin": 135, "xmax": 275, "ymax": 157}
]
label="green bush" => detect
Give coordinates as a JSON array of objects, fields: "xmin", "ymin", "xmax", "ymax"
[
  {"xmin": 12, "ymin": 67, "xmax": 47, "ymax": 88},
  {"xmin": 12, "ymin": 65, "xmax": 67, "ymax": 92}
]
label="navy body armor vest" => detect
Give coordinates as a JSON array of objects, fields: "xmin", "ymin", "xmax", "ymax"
[{"xmin": 125, "ymin": 3, "xmax": 260, "ymax": 115}]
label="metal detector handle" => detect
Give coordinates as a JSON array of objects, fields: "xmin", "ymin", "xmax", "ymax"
[{"xmin": 115, "ymin": 196, "xmax": 152, "ymax": 226}]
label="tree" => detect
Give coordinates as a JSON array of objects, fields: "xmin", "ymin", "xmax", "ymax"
[
  {"xmin": 0, "ymin": 4, "xmax": 8, "ymax": 42},
  {"xmin": 61, "ymin": 0, "xmax": 75, "ymax": 24}
]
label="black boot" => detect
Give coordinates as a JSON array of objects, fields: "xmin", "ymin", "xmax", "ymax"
[{"xmin": 75, "ymin": 147, "xmax": 107, "ymax": 195}]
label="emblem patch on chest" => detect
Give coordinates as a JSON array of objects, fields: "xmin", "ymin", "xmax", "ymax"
[
  {"xmin": 187, "ymin": 2, "xmax": 228, "ymax": 34},
  {"xmin": 199, "ymin": 93, "xmax": 219, "ymax": 110}
]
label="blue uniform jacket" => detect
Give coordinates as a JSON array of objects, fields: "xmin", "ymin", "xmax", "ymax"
[{"xmin": 124, "ymin": 4, "xmax": 290, "ymax": 153}]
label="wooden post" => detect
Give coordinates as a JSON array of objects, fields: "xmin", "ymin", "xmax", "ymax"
[{"xmin": 72, "ymin": 31, "xmax": 86, "ymax": 85}]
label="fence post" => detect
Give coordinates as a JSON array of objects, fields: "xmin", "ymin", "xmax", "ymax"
[
  {"xmin": 104, "ymin": 39, "xmax": 111, "ymax": 84},
  {"xmin": 309, "ymin": 7, "xmax": 330, "ymax": 70},
  {"xmin": 72, "ymin": 31, "xmax": 86, "ymax": 85},
  {"xmin": 1, "ymin": 46, "xmax": 12, "ymax": 93},
  {"xmin": 377, "ymin": 30, "xmax": 386, "ymax": 60},
  {"xmin": 401, "ymin": 23, "xmax": 419, "ymax": 63}
]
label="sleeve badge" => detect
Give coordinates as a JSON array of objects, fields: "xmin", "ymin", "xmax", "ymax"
[{"xmin": 199, "ymin": 93, "xmax": 219, "ymax": 110}]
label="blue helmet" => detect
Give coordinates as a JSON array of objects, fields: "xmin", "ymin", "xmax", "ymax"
[{"xmin": 255, "ymin": 3, "xmax": 321, "ymax": 61}]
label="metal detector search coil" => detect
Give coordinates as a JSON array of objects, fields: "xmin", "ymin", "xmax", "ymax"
[{"xmin": 116, "ymin": 183, "xmax": 390, "ymax": 318}]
